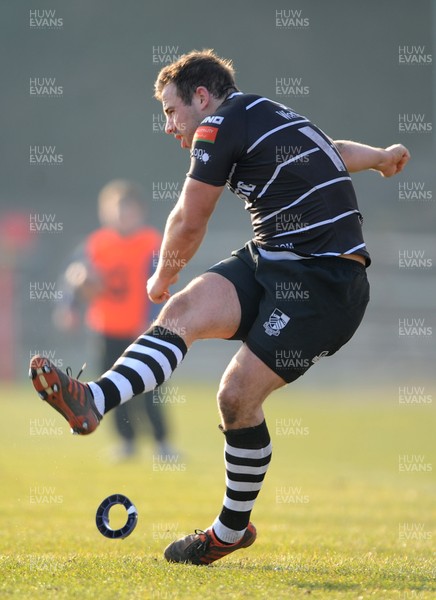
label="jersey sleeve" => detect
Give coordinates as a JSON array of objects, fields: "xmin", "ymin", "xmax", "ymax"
[{"xmin": 187, "ymin": 107, "xmax": 245, "ymax": 187}]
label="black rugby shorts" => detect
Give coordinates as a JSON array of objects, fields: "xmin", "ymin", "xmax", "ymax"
[{"xmin": 208, "ymin": 241, "xmax": 370, "ymax": 383}]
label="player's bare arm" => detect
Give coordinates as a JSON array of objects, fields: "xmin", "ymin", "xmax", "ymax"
[
  {"xmin": 334, "ymin": 140, "xmax": 410, "ymax": 177},
  {"xmin": 147, "ymin": 177, "xmax": 224, "ymax": 303}
]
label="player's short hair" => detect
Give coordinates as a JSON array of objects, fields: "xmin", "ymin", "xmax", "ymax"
[{"xmin": 154, "ymin": 49, "xmax": 238, "ymax": 104}]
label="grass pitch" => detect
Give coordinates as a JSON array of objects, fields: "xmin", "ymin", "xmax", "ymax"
[{"xmin": 0, "ymin": 380, "xmax": 435, "ymax": 599}]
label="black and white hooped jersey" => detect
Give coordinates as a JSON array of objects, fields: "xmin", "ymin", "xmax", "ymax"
[{"xmin": 188, "ymin": 92, "xmax": 370, "ymax": 265}]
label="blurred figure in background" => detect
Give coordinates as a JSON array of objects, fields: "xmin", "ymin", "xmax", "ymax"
[{"xmin": 54, "ymin": 180, "xmax": 175, "ymax": 460}]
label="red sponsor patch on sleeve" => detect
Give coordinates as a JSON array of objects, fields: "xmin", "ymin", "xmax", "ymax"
[{"xmin": 193, "ymin": 125, "xmax": 219, "ymax": 144}]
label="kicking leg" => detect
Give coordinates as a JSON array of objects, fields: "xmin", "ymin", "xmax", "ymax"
[{"xmin": 30, "ymin": 273, "xmax": 241, "ymax": 434}]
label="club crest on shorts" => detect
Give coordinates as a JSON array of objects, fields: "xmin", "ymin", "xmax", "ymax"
[{"xmin": 263, "ymin": 308, "xmax": 291, "ymax": 337}]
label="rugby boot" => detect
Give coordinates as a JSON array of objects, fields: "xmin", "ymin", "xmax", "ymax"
[
  {"xmin": 164, "ymin": 522, "xmax": 257, "ymax": 565},
  {"xmin": 29, "ymin": 355, "xmax": 102, "ymax": 435}
]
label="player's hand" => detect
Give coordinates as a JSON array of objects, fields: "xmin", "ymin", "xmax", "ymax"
[
  {"xmin": 376, "ymin": 144, "xmax": 410, "ymax": 177},
  {"xmin": 147, "ymin": 272, "xmax": 179, "ymax": 304}
]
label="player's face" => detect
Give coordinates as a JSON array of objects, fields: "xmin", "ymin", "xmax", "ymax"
[{"xmin": 161, "ymin": 83, "xmax": 202, "ymax": 149}]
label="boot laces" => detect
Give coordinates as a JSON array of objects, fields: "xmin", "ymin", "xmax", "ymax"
[
  {"xmin": 66, "ymin": 363, "xmax": 87, "ymax": 380},
  {"xmin": 186, "ymin": 530, "xmax": 210, "ymax": 559}
]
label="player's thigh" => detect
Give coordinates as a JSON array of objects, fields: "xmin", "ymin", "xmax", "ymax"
[{"xmin": 154, "ymin": 272, "xmax": 241, "ymax": 345}]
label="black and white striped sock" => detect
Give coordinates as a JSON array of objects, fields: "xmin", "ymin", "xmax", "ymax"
[
  {"xmin": 212, "ymin": 420, "xmax": 272, "ymax": 544},
  {"xmin": 88, "ymin": 326, "xmax": 187, "ymax": 415}
]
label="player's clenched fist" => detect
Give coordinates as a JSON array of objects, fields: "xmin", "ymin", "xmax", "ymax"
[
  {"xmin": 377, "ymin": 144, "xmax": 411, "ymax": 177},
  {"xmin": 147, "ymin": 272, "xmax": 178, "ymax": 303}
]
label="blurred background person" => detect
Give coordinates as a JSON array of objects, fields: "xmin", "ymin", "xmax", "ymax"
[{"xmin": 53, "ymin": 179, "xmax": 176, "ymax": 460}]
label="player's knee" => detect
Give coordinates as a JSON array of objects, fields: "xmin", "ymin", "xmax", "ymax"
[
  {"xmin": 217, "ymin": 383, "xmax": 243, "ymax": 427},
  {"xmin": 155, "ymin": 289, "xmax": 190, "ymax": 324},
  {"xmin": 154, "ymin": 289, "xmax": 202, "ymax": 346}
]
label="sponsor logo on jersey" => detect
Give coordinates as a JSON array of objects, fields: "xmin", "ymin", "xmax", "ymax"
[
  {"xmin": 275, "ymin": 109, "xmax": 300, "ymax": 121},
  {"xmin": 202, "ymin": 115, "xmax": 224, "ymax": 125},
  {"xmin": 191, "ymin": 147, "xmax": 211, "ymax": 164},
  {"xmin": 193, "ymin": 125, "xmax": 219, "ymax": 144},
  {"xmin": 263, "ymin": 308, "xmax": 290, "ymax": 337}
]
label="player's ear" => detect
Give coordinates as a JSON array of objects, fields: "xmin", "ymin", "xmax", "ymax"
[{"xmin": 194, "ymin": 86, "xmax": 211, "ymax": 108}]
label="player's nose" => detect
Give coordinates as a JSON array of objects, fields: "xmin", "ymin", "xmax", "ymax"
[{"xmin": 165, "ymin": 116, "xmax": 175, "ymax": 135}]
